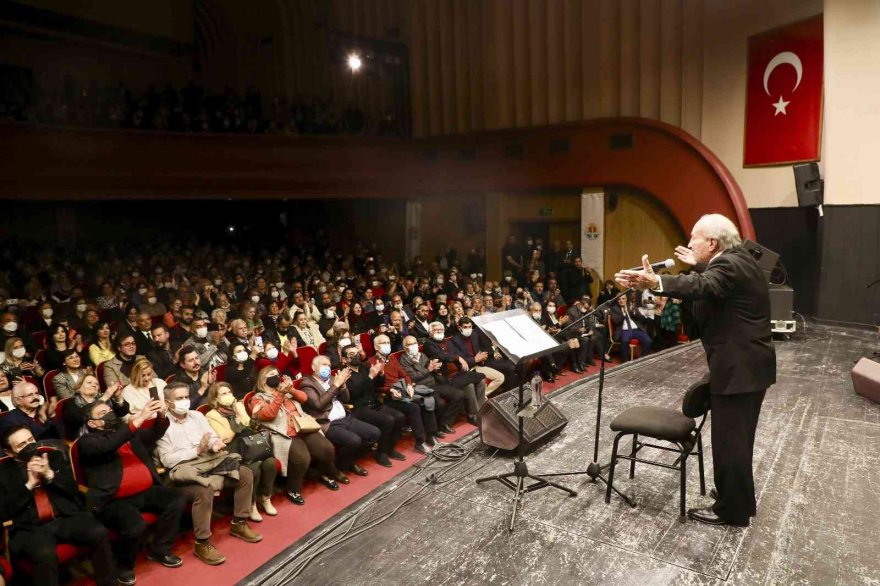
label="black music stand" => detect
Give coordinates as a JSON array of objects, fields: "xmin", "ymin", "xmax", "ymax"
[
  {"xmin": 540, "ymin": 290, "xmax": 636, "ymax": 508},
  {"xmin": 472, "ymin": 309, "xmax": 578, "ymax": 531}
]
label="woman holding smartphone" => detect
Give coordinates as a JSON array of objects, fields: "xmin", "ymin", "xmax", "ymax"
[{"xmin": 122, "ymin": 357, "xmax": 166, "ymax": 419}]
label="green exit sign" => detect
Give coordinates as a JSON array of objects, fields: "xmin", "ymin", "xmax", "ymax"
[{"xmin": 538, "ymin": 207, "xmax": 553, "ymax": 216}]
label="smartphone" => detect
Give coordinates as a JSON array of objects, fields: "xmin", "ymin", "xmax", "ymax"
[
  {"xmin": 254, "ymin": 336, "xmax": 263, "ymax": 348},
  {"xmin": 149, "ymin": 386, "xmax": 159, "ymax": 401}
]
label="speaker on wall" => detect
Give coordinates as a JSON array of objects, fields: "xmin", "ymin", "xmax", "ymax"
[
  {"xmin": 793, "ymin": 162, "xmax": 823, "ymax": 207},
  {"xmin": 478, "ymin": 389, "xmax": 568, "ymax": 453}
]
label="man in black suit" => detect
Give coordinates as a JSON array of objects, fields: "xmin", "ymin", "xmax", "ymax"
[
  {"xmin": 0, "ymin": 426, "xmax": 118, "ymax": 586},
  {"xmin": 0, "ymin": 381, "xmax": 60, "ymax": 440},
  {"xmin": 77, "ymin": 399, "xmax": 186, "ymax": 577},
  {"xmin": 447, "ymin": 317, "xmax": 519, "ymax": 393},
  {"xmin": 146, "ymin": 323, "xmax": 177, "ymax": 379},
  {"xmin": 608, "ymin": 292, "xmax": 653, "ymax": 362},
  {"xmin": 616, "ymin": 213, "xmax": 776, "ymax": 527}
]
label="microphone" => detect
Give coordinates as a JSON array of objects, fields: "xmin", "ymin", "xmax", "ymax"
[{"xmin": 623, "ymin": 258, "xmax": 675, "ymax": 272}]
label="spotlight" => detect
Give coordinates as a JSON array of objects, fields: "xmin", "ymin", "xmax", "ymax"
[
  {"xmin": 347, "ymin": 53, "xmax": 362, "ymax": 72},
  {"xmin": 227, "ymin": 225, "xmax": 236, "ymax": 233}
]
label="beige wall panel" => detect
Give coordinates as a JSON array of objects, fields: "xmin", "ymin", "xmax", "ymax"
[
  {"xmin": 546, "ymin": 0, "xmax": 566, "ymax": 124},
  {"xmin": 659, "ymin": 0, "xmax": 682, "ymax": 126},
  {"xmin": 639, "ymin": 0, "xmax": 661, "ymax": 119},
  {"xmin": 528, "ymin": 0, "xmax": 550, "ymax": 125},
  {"xmin": 598, "ymin": 0, "xmax": 621, "ymax": 117},
  {"xmin": 619, "ymin": 0, "xmax": 641, "ymax": 116},
  {"xmin": 512, "ymin": 0, "xmax": 533, "ymax": 127},
  {"xmin": 581, "ymin": 0, "xmax": 603, "ymax": 119},
  {"xmin": 563, "ymin": 0, "xmax": 584, "ymax": 122},
  {"xmin": 454, "ymin": 0, "xmax": 472, "ymax": 132},
  {"xmin": 680, "ymin": 0, "xmax": 703, "ymax": 139}
]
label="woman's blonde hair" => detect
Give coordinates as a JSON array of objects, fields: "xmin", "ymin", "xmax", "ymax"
[
  {"xmin": 74, "ymin": 373, "xmax": 100, "ymax": 395},
  {"xmin": 206, "ymin": 381, "xmax": 234, "ymax": 409},
  {"xmin": 128, "ymin": 358, "xmax": 155, "ymax": 388}
]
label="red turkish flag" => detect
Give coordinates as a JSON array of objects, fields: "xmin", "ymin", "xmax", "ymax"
[{"xmin": 744, "ymin": 15, "xmax": 823, "ymax": 167}]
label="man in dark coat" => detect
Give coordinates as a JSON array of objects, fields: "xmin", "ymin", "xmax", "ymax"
[{"xmin": 615, "ymin": 213, "xmax": 776, "ymax": 527}]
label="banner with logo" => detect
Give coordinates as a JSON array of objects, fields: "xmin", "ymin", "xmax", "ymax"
[
  {"xmin": 744, "ymin": 15, "xmax": 823, "ymax": 167},
  {"xmin": 581, "ymin": 189, "xmax": 604, "ymax": 281}
]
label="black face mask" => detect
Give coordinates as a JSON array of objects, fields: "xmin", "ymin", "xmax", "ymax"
[
  {"xmin": 16, "ymin": 442, "xmax": 38, "ymax": 463},
  {"xmin": 94, "ymin": 412, "xmax": 119, "ymax": 431},
  {"xmin": 347, "ymin": 355, "xmax": 362, "ymax": 367},
  {"xmin": 266, "ymin": 375, "xmax": 280, "ymax": 388}
]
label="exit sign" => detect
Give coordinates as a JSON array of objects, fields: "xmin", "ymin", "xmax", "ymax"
[{"xmin": 538, "ymin": 207, "xmax": 553, "ymax": 216}]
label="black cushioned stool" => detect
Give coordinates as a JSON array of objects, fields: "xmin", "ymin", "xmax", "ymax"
[{"xmin": 605, "ymin": 380, "xmax": 710, "ymax": 517}]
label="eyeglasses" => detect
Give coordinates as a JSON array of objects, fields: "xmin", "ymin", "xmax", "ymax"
[{"xmin": 120, "ymin": 341, "xmax": 136, "ymax": 347}]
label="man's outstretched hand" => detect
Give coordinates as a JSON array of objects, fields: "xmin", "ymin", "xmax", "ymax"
[{"xmin": 614, "ymin": 254, "xmax": 661, "ymax": 291}]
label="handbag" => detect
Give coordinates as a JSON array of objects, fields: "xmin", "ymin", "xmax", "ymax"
[
  {"xmin": 292, "ymin": 401, "xmax": 321, "ymax": 434},
  {"xmin": 234, "ymin": 428, "xmax": 273, "ymax": 464}
]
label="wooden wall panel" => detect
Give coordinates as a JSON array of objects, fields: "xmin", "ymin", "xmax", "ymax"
[{"xmin": 404, "ymin": 0, "xmax": 703, "ymax": 139}]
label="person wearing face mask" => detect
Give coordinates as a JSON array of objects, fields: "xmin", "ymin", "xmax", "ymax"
[
  {"xmin": 183, "ymin": 318, "xmax": 226, "ymax": 370},
  {"xmin": 448, "ymin": 317, "xmax": 519, "ymax": 393},
  {"xmin": 566, "ymin": 295, "xmax": 608, "ymax": 364},
  {"xmin": 26, "ymin": 302, "xmax": 56, "ymax": 338},
  {"xmin": 367, "ymin": 335, "xmax": 433, "ymax": 455},
  {"xmin": 1, "ymin": 336, "xmax": 46, "ymax": 380},
  {"xmin": 422, "ymin": 322, "xmax": 487, "ymax": 422},
  {"xmin": 250, "ymin": 368, "xmax": 341, "ymax": 503},
  {"xmin": 139, "ymin": 286, "xmax": 167, "ymax": 318},
  {"xmin": 398, "ymin": 335, "xmax": 465, "ymax": 436},
  {"xmin": 1, "ymin": 311, "xmax": 35, "ymax": 355},
  {"xmin": 205, "ymin": 382, "xmax": 278, "ymax": 523},
  {"xmin": 77, "ymin": 398, "xmax": 185, "ymax": 580},
  {"xmin": 318, "ymin": 302, "xmax": 340, "ymax": 338},
  {"xmin": 0, "ymin": 425, "xmax": 119, "ymax": 586},
  {"xmin": 67, "ymin": 297, "xmax": 91, "ymax": 334},
  {"xmin": 325, "ymin": 324, "xmax": 356, "ymax": 370},
  {"xmin": 0, "ymin": 381, "xmax": 60, "ymax": 440},
  {"xmin": 225, "ymin": 343, "xmax": 257, "ymax": 399},
  {"xmin": 62, "ymin": 375, "xmax": 128, "ymax": 441},
  {"xmin": 300, "ymin": 356, "xmax": 380, "ymax": 478},
  {"xmin": 156, "ymin": 382, "xmax": 262, "ymax": 565}
]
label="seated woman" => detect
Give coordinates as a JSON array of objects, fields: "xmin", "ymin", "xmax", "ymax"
[
  {"xmin": 226, "ymin": 342, "xmax": 258, "ymax": 399},
  {"xmin": 346, "ymin": 302, "xmax": 372, "ymax": 336},
  {"xmin": 44, "ymin": 323, "xmax": 83, "ymax": 371},
  {"xmin": 121, "ymin": 357, "xmax": 166, "ymax": 418},
  {"xmin": 163, "ymin": 297, "xmax": 183, "ymax": 330},
  {"xmin": 249, "ymin": 367, "xmax": 340, "ymax": 505},
  {"xmin": 51, "ymin": 349, "xmax": 91, "ymax": 399},
  {"xmin": 240, "ymin": 301, "xmax": 265, "ymax": 338},
  {"xmin": 0, "ymin": 371, "xmax": 12, "ymax": 411},
  {"xmin": 205, "ymin": 381, "xmax": 278, "ymax": 523},
  {"xmin": 291, "ymin": 310, "xmax": 324, "ymax": 348},
  {"xmin": 88, "ymin": 320, "xmax": 116, "ymax": 366},
  {"xmin": 324, "ymin": 322, "xmax": 358, "ymax": 370},
  {"xmin": 60, "ymin": 374, "xmax": 129, "ymax": 440},
  {"xmin": 1, "ymin": 336, "xmax": 46, "ymax": 381}
]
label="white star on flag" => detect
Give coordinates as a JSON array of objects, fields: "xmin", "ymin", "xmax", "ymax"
[{"xmin": 772, "ymin": 96, "xmax": 790, "ymax": 116}]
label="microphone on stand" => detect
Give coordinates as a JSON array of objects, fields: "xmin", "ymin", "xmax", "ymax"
[{"xmin": 623, "ymin": 258, "xmax": 675, "ymax": 272}]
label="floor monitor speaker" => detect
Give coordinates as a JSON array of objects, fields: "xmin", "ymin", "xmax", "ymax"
[{"xmin": 478, "ymin": 389, "xmax": 568, "ymax": 452}]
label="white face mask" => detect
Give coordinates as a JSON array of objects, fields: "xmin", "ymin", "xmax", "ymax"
[
  {"xmin": 432, "ymin": 332, "xmax": 444, "ymax": 341},
  {"xmin": 251, "ymin": 295, "xmax": 260, "ymax": 303},
  {"xmin": 407, "ymin": 343, "xmax": 419, "ymax": 356},
  {"xmin": 460, "ymin": 328, "xmax": 473, "ymax": 337},
  {"xmin": 271, "ymin": 291, "xmax": 279, "ymax": 298},
  {"xmin": 275, "ymin": 282, "xmax": 284, "ymax": 288},
  {"xmin": 164, "ymin": 282, "xmax": 174, "ymax": 289},
  {"xmin": 215, "ymin": 279, "xmax": 223, "ymax": 286},
  {"xmin": 234, "ymin": 350, "xmax": 248, "ymax": 363},
  {"xmin": 437, "ymin": 279, "xmax": 444, "ymax": 285},
  {"xmin": 76, "ymin": 303, "xmax": 88, "ymax": 313},
  {"xmin": 339, "ymin": 338, "xmax": 352, "ymax": 348},
  {"xmin": 195, "ymin": 327, "xmax": 208, "ymax": 338},
  {"xmin": 532, "ymin": 312, "xmax": 542, "ymax": 319},
  {"xmin": 325, "ymin": 309, "xmax": 336, "ymax": 318},
  {"xmin": 147, "ymin": 297, "xmax": 157, "ymax": 305},
  {"xmin": 378, "ymin": 343, "xmax": 391, "ymax": 355},
  {"xmin": 3, "ymin": 322, "xmax": 17, "ymax": 333},
  {"xmin": 172, "ymin": 398, "xmax": 191, "ymax": 414},
  {"xmin": 374, "ymin": 304, "xmax": 384, "ymax": 313},
  {"xmin": 218, "ymin": 393, "xmax": 235, "ymax": 407},
  {"xmin": 42, "ymin": 308, "xmax": 54, "ymax": 318},
  {"xmin": 265, "ymin": 347, "xmax": 279, "ymax": 360},
  {"xmin": 546, "ymin": 306, "xmax": 556, "ymax": 314},
  {"xmin": 12, "ymin": 347, "xmax": 27, "ymax": 359}
]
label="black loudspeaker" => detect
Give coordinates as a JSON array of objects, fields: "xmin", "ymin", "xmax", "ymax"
[
  {"xmin": 742, "ymin": 239, "xmax": 780, "ymax": 284},
  {"xmin": 768, "ymin": 284, "xmax": 794, "ymax": 321},
  {"xmin": 793, "ymin": 163, "xmax": 823, "ymax": 207},
  {"xmin": 478, "ymin": 389, "xmax": 568, "ymax": 453}
]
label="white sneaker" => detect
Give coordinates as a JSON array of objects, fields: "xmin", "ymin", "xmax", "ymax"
[
  {"xmin": 261, "ymin": 497, "xmax": 277, "ymax": 516},
  {"xmin": 249, "ymin": 503, "xmax": 263, "ymax": 523}
]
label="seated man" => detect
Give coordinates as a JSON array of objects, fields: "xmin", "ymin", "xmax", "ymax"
[
  {"xmin": 182, "ymin": 316, "xmax": 226, "ymax": 369},
  {"xmin": 172, "ymin": 345, "xmax": 217, "ymax": 409},
  {"xmin": 398, "ymin": 335, "xmax": 465, "ymax": 434},
  {"xmin": 410, "ymin": 303, "xmax": 432, "ymax": 344},
  {"xmin": 342, "ymin": 346, "xmax": 406, "ymax": 467},
  {"xmin": 132, "ymin": 312, "xmax": 155, "ymax": 356},
  {"xmin": 368, "ymin": 334, "xmax": 433, "ymax": 454},
  {"xmin": 609, "ymin": 293, "xmax": 652, "ymax": 362},
  {"xmin": 566, "ymin": 295, "xmax": 609, "ymax": 362},
  {"xmin": 155, "ymin": 382, "xmax": 261, "ymax": 566},
  {"xmin": 423, "ymin": 322, "xmax": 487, "ymax": 422},
  {"xmin": 78, "ymin": 399, "xmax": 186, "ymax": 578},
  {"xmin": 300, "ymin": 356, "xmax": 380, "ymax": 478},
  {"xmin": 448, "ymin": 317, "xmax": 519, "ymax": 393},
  {"xmin": 146, "ymin": 323, "xmax": 177, "ymax": 379},
  {"xmin": 0, "ymin": 381, "xmax": 59, "ymax": 440},
  {"xmin": 0, "ymin": 425, "xmax": 117, "ymax": 586}
]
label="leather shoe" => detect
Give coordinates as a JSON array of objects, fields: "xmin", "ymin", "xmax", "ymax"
[
  {"xmin": 414, "ymin": 442, "xmax": 432, "ymax": 455},
  {"xmin": 147, "ymin": 552, "xmax": 183, "ymax": 568},
  {"xmin": 287, "ymin": 491, "xmax": 305, "ymax": 505},
  {"xmin": 375, "ymin": 453, "xmax": 393, "ymax": 467},
  {"xmin": 439, "ymin": 423, "xmax": 455, "ymax": 434},
  {"xmin": 350, "ymin": 463, "xmax": 369, "ymax": 476},
  {"xmin": 334, "ymin": 473, "xmax": 351, "ymax": 484},
  {"xmin": 709, "ymin": 488, "xmax": 756, "ymax": 516},
  {"xmin": 433, "ymin": 430, "xmax": 447, "ymax": 439},
  {"xmin": 318, "ymin": 476, "xmax": 339, "ymax": 491},
  {"xmin": 388, "ymin": 450, "xmax": 407, "ymax": 461},
  {"xmin": 686, "ymin": 506, "xmax": 749, "ymax": 527},
  {"xmin": 542, "ymin": 375, "xmax": 556, "ymax": 383},
  {"xmin": 467, "ymin": 415, "xmax": 479, "ymax": 425},
  {"xmin": 572, "ymin": 364, "xmax": 584, "ymax": 374}
]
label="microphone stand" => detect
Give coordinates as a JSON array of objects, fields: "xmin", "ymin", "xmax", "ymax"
[{"xmin": 542, "ymin": 288, "xmax": 636, "ymax": 507}]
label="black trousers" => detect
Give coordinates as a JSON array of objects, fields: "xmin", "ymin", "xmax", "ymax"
[
  {"xmin": 10, "ymin": 513, "xmax": 116, "ymax": 586},
  {"xmin": 433, "ymin": 384, "xmax": 465, "ymax": 425},
  {"xmin": 710, "ymin": 390, "xmax": 767, "ymax": 523},
  {"xmin": 385, "ymin": 399, "xmax": 429, "ymax": 443},
  {"xmin": 95, "ymin": 485, "xmax": 185, "ymax": 570},
  {"xmin": 326, "ymin": 415, "xmax": 381, "ymax": 471},
  {"xmin": 353, "ymin": 404, "xmax": 404, "ymax": 456}
]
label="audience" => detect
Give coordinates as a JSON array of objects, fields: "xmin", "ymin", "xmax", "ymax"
[{"xmin": 61, "ymin": 377, "xmax": 128, "ymax": 441}]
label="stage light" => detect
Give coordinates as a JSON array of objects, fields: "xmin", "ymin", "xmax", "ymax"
[
  {"xmin": 227, "ymin": 225, "xmax": 236, "ymax": 233},
  {"xmin": 347, "ymin": 53, "xmax": 362, "ymax": 72}
]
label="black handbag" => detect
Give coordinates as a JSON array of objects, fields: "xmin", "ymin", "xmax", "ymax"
[{"xmin": 230, "ymin": 428, "xmax": 273, "ymax": 464}]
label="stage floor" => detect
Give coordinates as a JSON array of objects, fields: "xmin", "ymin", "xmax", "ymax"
[{"xmin": 244, "ymin": 324, "xmax": 880, "ymax": 586}]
